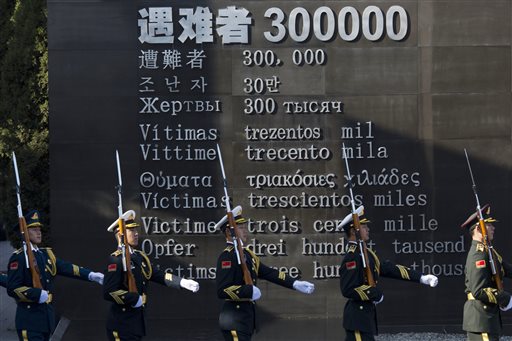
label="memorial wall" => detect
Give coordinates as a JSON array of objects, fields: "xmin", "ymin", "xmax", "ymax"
[{"xmin": 48, "ymin": 1, "xmax": 512, "ymax": 339}]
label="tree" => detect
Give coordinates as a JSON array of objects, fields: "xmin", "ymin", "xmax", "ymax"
[{"xmin": 0, "ymin": 0, "xmax": 48, "ymax": 246}]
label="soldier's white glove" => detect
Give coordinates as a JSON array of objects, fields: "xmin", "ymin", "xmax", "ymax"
[
  {"xmin": 88, "ymin": 272, "xmax": 104, "ymax": 285},
  {"xmin": 180, "ymin": 278, "xmax": 199, "ymax": 293},
  {"xmin": 374, "ymin": 294, "xmax": 384, "ymax": 305},
  {"xmin": 420, "ymin": 274, "xmax": 438, "ymax": 287},
  {"xmin": 251, "ymin": 285, "xmax": 261, "ymax": 301},
  {"xmin": 38, "ymin": 290, "xmax": 49, "ymax": 304},
  {"xmin": 132, "ymin": 295, "xmax": 143, "ymax": 308},
  {"xmin": 293, "ymin": 280, "xmax": 315, "ymax": 294},
  {"xmin": 500, "ymin": 297, "xmax": 512, "ymax": 311}
]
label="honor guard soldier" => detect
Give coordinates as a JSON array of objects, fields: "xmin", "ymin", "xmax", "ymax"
[
  {"xmin": 6, "ymin": 210, "xmax": 104, "ymax": 341},
  {"xmin": 215, "ymin": 205, "xmax": 315, "ymax": 341},
  {"xmin": 103, "ymin": 210, "xmax": 199, "ymax": 341},
  {"xmin": 461, "ymin": 204, "xmax": 512, "ymax": 341},
  {"xmin": 338, "ymin": 206, "xmax": 438, "ymax": 341}
]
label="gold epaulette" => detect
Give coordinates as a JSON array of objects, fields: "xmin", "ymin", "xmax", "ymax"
[
  {"xmin": 224, "ymin": 245, "xmax": 234, "ymax": 252},
  {"xmin": 476, "ymin": 243, "xmax": 486, "ymax": 253},
  {"xmin": 14, "ymin": 248, "xmax": 23, "ymax": 255},
  {"xmin": 347, "ymin": 244, "xmax": 357, "ymax": 254},
  {"xmin": 111, "ymin": 250, "xmax": 122, "ymax": 257}
]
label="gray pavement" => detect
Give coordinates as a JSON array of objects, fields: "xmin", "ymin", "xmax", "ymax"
[
  {"xmin": 0, "ymin": 241, "xmax": 17, "ymax": 341},
  {"xmin": 377, "ymin": 333, "xmax": 512, "ymax": 341}
]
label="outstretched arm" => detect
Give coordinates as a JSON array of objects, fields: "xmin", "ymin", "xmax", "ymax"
[
  {"xmin": 44, "ymin": 248, "xmax": 102, "ymax": 284},
  {"xmin": 135, "ymin": 250, "xmax": 199, "ymax": 292},
  {"xmin": 380, "ymin": 258, "xmax": 438, "ymax": 287}
]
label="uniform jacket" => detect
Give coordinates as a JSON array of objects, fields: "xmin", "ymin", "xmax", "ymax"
[
  {"xmin": 216, "ymin": 243, "xmax": 296, "ymax": 334},
  {"xmin": 463, "ymin": 240, "xmax": 512, "ymax": 334},
  {"xmin": 7, "ymin": 247, "xmax": 92, "ymax": 333},
  {"xmin": 339, "ymin": 241, "xmax": 421, "ymax": 335},
  {"xmin": 103, "ymin": 248, "xmax": 182, "ymax": 336}
]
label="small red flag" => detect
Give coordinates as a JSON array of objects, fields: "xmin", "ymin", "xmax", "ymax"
[
  {"xmin": 222, "ymin": 261, "xmax": 231, "ymax": 269},
  {"xmin": 108, "ymin": 264, "xmax": 117, "ymax": 272},
  {"xmin": 346, "ymin": 261, "xmax": 357, "ymax": 270},
  {"xmin": 10, "ymin": 261, "xmax": 18, "ymax": 270},
  {"xmin": 475, "ymin": 260, "xmax": 486, "ymax": 269}
]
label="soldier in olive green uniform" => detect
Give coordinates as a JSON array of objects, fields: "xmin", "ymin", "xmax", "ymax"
[
  {"xmin": 339, "ymin": 206, "xmax": 439, "ymax": 341},
  {"xmin": 461, "ymin": 204, "xmax": 512, "ymax": 341},
  {"xmin": 215, "ymin": 205, "xmax": 315, "ymax": 341}
]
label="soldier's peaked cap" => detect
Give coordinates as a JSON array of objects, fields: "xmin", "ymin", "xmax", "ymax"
[
  {"xmin": 337, "ymin": 206, "xmax": 370, "ymax": 232},
  {"xmin": 24, "ymin": 210, "xmax": 43, "ymax": 228},
  {"xmin": 461, "ymin": 204, "xmax": 497, "ymax": 231},
  {"xmin": 215, "ymin": 205, "xmax": 247, "ymax": 232},
  {"xmin": 107, "ymin": 210, "xmax": 139, "ymax": 232}
]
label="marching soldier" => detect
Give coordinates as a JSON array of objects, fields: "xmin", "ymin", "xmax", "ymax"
[
  {"xmin": 103, "ymin": 210, "xmax": 200, "ymax": 341},
  {"xmin": 6, "ymin": 210, "xmax": 104, "ymax": 341},
  {"xmin": 215, "ymin": 205, "xmax": 315, "ymax": 341},
  {"xmin": 461, "ymin": 204, "xmax": 512, "ymax": 341},
  {"xmin": 339, "ymin": 207, "xmax": 438, "ymax": 341}
]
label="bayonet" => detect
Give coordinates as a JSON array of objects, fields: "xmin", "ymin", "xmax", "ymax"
[
  {"xmin": 216, "ymin": 144, "xmax": 253, "ymax": 285},
  {"xmin": 12, "ymin": 152, "xmax": 42, "ymax": 288},
  {"xmin": 342, "ymin": 143, "xmax": 375, "ymax": 286},
  {"xmin": 114, "ymin": 150, "xmax": 137, "ymax": 292},
  {"xmin": 464, "ymin": 149, "xmax": 501, "ymax": 290}
]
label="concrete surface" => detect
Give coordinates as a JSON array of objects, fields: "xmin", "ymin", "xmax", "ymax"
[{"xmin": 0, "ymin": 241, "xmax": 18, "ymax": 341}]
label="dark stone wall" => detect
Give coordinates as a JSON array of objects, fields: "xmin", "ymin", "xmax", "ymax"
[{"xmin": 48, "ymin": 1, "xmax": 512, "ymax": 339}]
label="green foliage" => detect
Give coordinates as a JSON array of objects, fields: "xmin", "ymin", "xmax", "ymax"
[{"xmin": 0, "ymin": 0, "xmax": 49, "ymax": 247}]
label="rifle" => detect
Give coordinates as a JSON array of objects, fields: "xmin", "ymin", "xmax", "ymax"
[
  {"xmin": 115, "ymin": 150, "xmax": 137, "ymax": 293},
  {"xmin": 342, "ymin": 143, "xmax": 376, "ymax": 287},
  {"xmin": 464, "ymin": 149, "xmax": 502, "ymax": 291},
  {"xmin": 216, "ymin": 144, "xmax": 253, "ymax": 285},
  {"xmin": 12, "ymin": 152, "xmax": 42, "ymax": 288}
]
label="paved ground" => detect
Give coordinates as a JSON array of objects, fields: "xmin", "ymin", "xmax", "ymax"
[
  {"xmin": 0, "ymin": 241, "xmax": 18, "ymax": 341},
  {"xmin": 377, "ymin": 333, "xmax": 512, "ymax": 340}
]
